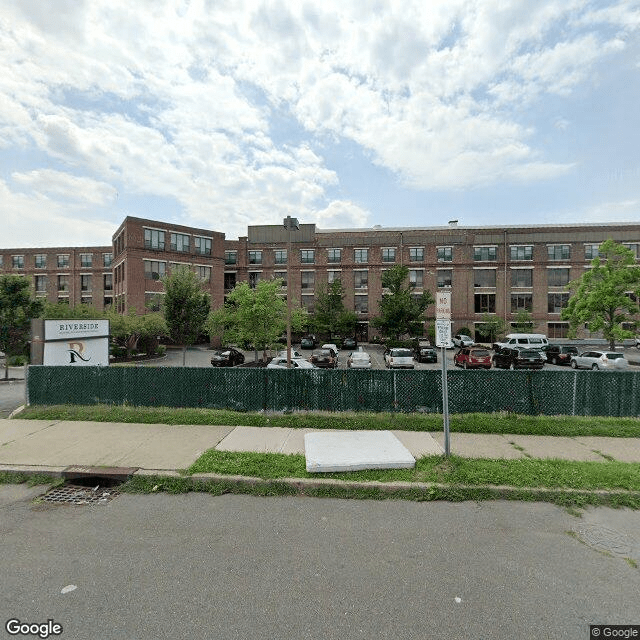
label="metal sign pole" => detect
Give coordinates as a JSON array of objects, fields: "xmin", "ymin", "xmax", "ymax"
[
  {"xmin": 435, "ymin": 291, "xmax": 452, "ymax": 458},
  {"xmin": 442, "ymin": 344, "xmax": 450, "ymax": 457}
]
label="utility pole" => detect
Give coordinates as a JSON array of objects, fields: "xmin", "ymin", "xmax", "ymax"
[{"xmin": 283, "ymin": 216, "xmax": 300, "ymax": 368}]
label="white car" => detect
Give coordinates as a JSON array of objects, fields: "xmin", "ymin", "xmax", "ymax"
[
  {"xmin": 267, "ymin": 356, "xmax": 316, "ymax": 369},
  {"xmin": 322, "ymin": 344, "xmax": 339, "ymax": 363},
  {"xmin": 276, "ymin": 349, "xmax": 303, "ymax": 359},
  {"xmin": 384, "ymin": 348, "xmax": 415, "ymax": 369},
  {"xmin": 570, "ymin": 351, "xmax": 629, "ymax": 370},
  {"xmin": 347, "ymin": 351, "xmax": 372, "ymax": 369},
  {"xmin": 453, "ymin": 334, "xmax": 474, "ymax": 347}
]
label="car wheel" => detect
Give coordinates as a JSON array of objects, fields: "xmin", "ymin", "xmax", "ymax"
[
  {"xmin": 509, "ymin": 363, "xmax": 516, "ymax": 370},
  {"xmin": 463, "ymin": 361, "xmax": 468, "ymax": 370},
  {"xmin": 570, "ymin": 360, "xmax": 577, "ymax": 369},
  {"xmin": 552, "ymin": 357, "xmax": 558, "ymax": 365},
  {"xmin": 592, "ymin": 364, "xmax": 599, "ymax": 370}
]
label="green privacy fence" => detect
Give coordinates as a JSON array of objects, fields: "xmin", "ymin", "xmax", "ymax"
[{"xmin": 27, "ymin": 366, "xmax": 640, "ymax": 417}]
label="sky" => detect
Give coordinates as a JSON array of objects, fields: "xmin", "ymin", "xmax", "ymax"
[{"xmin": 1, "ymin": 0, "xmax": 640, "ymax": 248}]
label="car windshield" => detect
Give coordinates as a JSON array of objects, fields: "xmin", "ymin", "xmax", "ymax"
[
  {"xmin": 471, "ymin": 350, "xmax": 489, "ymax": 357},
  {"xmin": 606, "ymin": 353, "xmax": 624, "ymax": 359},
  {"xmin": 564, "ymin": 347, "xmax": 578, "ymax": 354},
  {"xmin": 392, "ymin": 349, "xmax": 412, "ymax": 357}
]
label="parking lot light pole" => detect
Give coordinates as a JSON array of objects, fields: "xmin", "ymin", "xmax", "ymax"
[{"xmin": 283, "ymin": 216, "xmax": 300, "ymax": 368}]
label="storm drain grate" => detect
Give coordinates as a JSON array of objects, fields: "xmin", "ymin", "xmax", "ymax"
[{"xmin": 41, "ymin": 484, "xmax": 120, "ymax": 505}]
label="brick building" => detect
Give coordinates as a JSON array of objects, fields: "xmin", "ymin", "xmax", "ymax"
[{"xmin": 2, "ymin": 217, "xmax": 640, "ymax": 341}]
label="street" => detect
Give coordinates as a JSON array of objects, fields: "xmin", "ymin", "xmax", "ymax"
[{"xmin": 1, "ymin": 486, "xmax": 639, "ymax": 640}]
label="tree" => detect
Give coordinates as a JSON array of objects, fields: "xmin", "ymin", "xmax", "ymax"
[
  {"xmin": 370, "ymin": 265, "xmax": 435, "ymax": 342},
  {"xmin": 477, "ymin": 314, "xmax": 506, "ymax": 344},
  {"xmin": 0, "ymin": 275, "xmax": 44, "ymax": 379},
  {"xmin": 311, "ymin": 279, "xmax": 358, "ymax": 340},
  {"xmin": 162, "ymin": 266, "xmax": 211, "ymax": 365},
  {"xmin": 206, "ymin": 279, "xmax": 307, "ymax": 361},
  {"xmin": 512, "ymin": 310, "xmax": 534, "ymax": 333},
  {"xmin": 562, "ymin": 239, "xmax": 640, "ymax": 349}
]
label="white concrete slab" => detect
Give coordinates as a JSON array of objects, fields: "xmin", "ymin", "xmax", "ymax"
[{"xmin": 304, "ymin": 430, "xmax": 415, "ymax": 473}]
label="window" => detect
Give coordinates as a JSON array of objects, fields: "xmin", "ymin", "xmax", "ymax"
[
  {"xmin": 548, "ymin": 322, "xmax": 569, "ymax": 339},
  {"xmin": 81, "ymin": 275, "xmax": 92, "ymax": 292},
  {"xmin": 225, "ymin": 251, "xmax": 237, "ymax": 265},
  {"xmin": 474, "ymin": 269, "xmax": 496, "ymax": 288},
  {"xmin": 195, "ymin": 266, "xmax": 211, "ymax": 283},
  {"xmin": 548, "ymin": 244, "xmax": 570, "ymax": 260},
  {"xmin": 327, "ymin": 271, "xmax": 341, "ymax": 284},
  {"xmin": 35, "ymin": 254, "xmax": 46, "ymax": 268},
  {"xmin": 103, "ymin": 253, "xmax": 113, "ymax": 267},
  {"xmin": 248, "ymin": 251, "xmax": 262, "ymax": 265},
  {"xmin": 437, "ymin": 270, "xmax": 452, "ymax": 288},
  {"xmin": 301, "ymin": 249, "xmax": 315, "ymax": 264},
  {"xmin": 80, "ymin": 296, "xmax": 92, "ymax": 305},
  {"xmin": 382, "ymin": 248, "xmax": 396, "ymax": 263},
  {"xmin": 474, "ymin": 294, "xmax": 496, "ymax": 313},
  {"xmin": 327, "ymin": 248, "xmax": 341, "ymax": 263},
  {"xmin": 437, "ymin": 246, "xmax": 453, "ymax": 262},
  {"xmin": 510, "ymin": 246, "xmax": 533, "ymax": 261},
  {"xmin": 409, "ymin": 247, "xmax": 424, "ymax": 262},
  {"xmin": 354, "ymin": 271, "xmax": 368, "ymax": 289},
  {"xmin": 623, "ymin": 243, "xmax": 639, "ymax": 258},
  {"xmin": 511, "ymin": 294, "xmax": 533, "ymax": 312},
  {"xmin": 57, "ymin": 275, "xmax": 69, "ymax": 292},
  {"xmin": 548, "ymin": 268, "xmax": 570, "ymax": 287},
  {"xmin": 143, "ymin": 260, "xmax": 166, "ymax": 280},
  {"xmin": 170, "ymin": 233, "xmax": 190, "ymax": 253},
  {"xmin": 274, "ymin": 250, "xmax": 287, "ymax": 264},
  {"xmin": 114, "ymin": 232, "xmax": 124, "ymax": 256},
  {"xmin": 12, "ymin": 255, "xmax": 24, "ymax": 269},
  {"xmin": 409, "ymin": 270, "xmax": 423, "ymax": 288},
  {"xmin": 104, "ymin": 274, "xmax": 113, "ymax": 291},
  {"xmin": 0, "ymin": 255, "xmax": 3, "ymax": 268},
  {"xmin": 584, "ymin": 244, "xmax": 600, "ymax": 260},
  {"xmin": 301, "ymin": 295, "xmax": 315, "ymax": 313},
  {"xmin": 224, "ymin": 272, "xmax": 236, "ymax": 291},
  {"xmin": 248, "ymin": 272, "xmax": 261, "ymax": 288},
  {"xmin": 34, "ymin": 275, "xmax": 47, "ymax": 293},
  {"xmin": 145, "ymin": 293, "xmax": 163, "ymax": 312},
  {"xmin": 474, "ymin": 246, "xmax": 497, "ymax": 261},
  {"xmin": 274, "ymin": 271, "xmax": 287, "ymax": 286},
  {"xmin": 57, "ymin": 254, "xmax": 69, "ymax": 268},
  {"xmin": 103, "ymin": 296, "xmax": 113, "ymax": 309},
  {"xmin": 144, "ymin": 228, "xmax": 165, "ymax": 250},
  {"xmin": 548, "ymin": 293, "xmax": 570, "ymax": 313},
  {"xmin": 301, "ymin": 272, "xmax": 315, "ymax": 290},
  {"xmin": 354, "ymin": 249, "xmax": 368, "ymax": 263},
  {"xmin": 194, "ymin": 236, "xmax": 211, "ymax": 256},
  {"xmin": 511, "ymin": 269, "xmax": 532, "ymax": 287},
  {"xmin": 354, "ymin": 295, "xmax": 368, "ymax": 314},
  {"xmin": 79, "ymin": 253, "xmax": 92, "ymax": 268}
]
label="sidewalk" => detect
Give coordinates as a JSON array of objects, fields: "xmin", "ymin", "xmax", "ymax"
[{"xmin": 2, "ymin": 419, "xmax": 640, "ymax": 476}]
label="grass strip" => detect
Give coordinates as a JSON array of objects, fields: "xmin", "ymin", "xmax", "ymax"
[
  {"xmin": 186, "ymin": 451, "xmax": 640, "ymax": 491},
  {"xmin": 16, "ymin": 404, "xmax": 640, "ymax": 437}
]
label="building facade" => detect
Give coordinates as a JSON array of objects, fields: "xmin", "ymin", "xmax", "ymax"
[{"xmin": 2, "ymin": 217, "xmax": 639, "ymax": 341}]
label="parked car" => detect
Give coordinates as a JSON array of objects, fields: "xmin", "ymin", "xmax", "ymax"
[
  {"xmin": 453, "ymin": 334, "xmax": 474, "ymax": 348},
  {"xmin": 492, "ymin": 347, "xmax": 545, "ymax": 370},
  {"xmin": 342, "ymin": 337, "xmax": 357, "ymax": 350},
  {"xmin": 454, "ymin": 347, "xmax": 491, "ymax": 369},
  {"xmin": 415, "ymin": 342, "xmax": 437, "ymax": 363},
  {"xmin": 570, "ymin": 351, "xmax": 629, "ymax": 370},
  {"xmin": 493, "ymin": 333, "xmax": 549, "ymax": 352},
  {"xmin": 635, "ymin": 336, "xmax": 640, "ymax": 349},
  {"xmin": 308, "ymin": 348, "xmax": 338, "ymax": 368},
  {"xmin": 542, "ymin": 344, "xmax": 578, "ymax": 365},
  {"xmin": 276, "ymin": 349, "xmax": 304, "ymax": 359},
  {"xmin": 347, "ymin": 351, "xmax": 372, "ymax": 369},
  {"xmin": 210, "ymin": 347, "xmax": 245, "ymax": 367},
  {"xmin": 300, "ymin": 336, "xmax": 316, "ymax": 349},
  {"xmin": 384, "ymin": 348, "xmax": 415, "ymax": 369},
  {"xmin": 322, "ymin": 344, "xmax": 340, "ymax": 364},
  {"xmin": 267, "ymin": 356, "xmax": 316, "ymax": 369}
]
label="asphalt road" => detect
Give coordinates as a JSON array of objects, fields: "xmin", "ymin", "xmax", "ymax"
[{"xmin": 2, "ymin": 486, "xmax": 639, "ymax": 640}]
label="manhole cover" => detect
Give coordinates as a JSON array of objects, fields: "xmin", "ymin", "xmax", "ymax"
[
  {"xmin": 572, "ymin": 524, "xmax": 638, "ymax": 557},
  {"xmin": 40, "ymin": 484, "xmax": 120, "ymax": 505}
]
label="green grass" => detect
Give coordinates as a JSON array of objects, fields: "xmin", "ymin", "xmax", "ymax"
[
  {"xmin": 16, "ymin": 404, "xmax": 640, "ymax": 437},
  {"xmin": 186, "ymin": 450, "xmax": 640, "ymax": 491}
]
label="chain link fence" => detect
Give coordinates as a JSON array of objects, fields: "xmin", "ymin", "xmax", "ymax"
[{"xmin": 26, "ymin": 366, "xmax": 640, "ymax": 417}]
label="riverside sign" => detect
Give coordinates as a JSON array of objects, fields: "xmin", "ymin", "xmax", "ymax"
[{"xmin": 31, "ymin": 319, "xmax": 110, "ymax": 366}]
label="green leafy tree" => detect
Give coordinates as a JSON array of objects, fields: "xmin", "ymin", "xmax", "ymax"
[
  {"xmin": 562, "ymin": 239, "xmax": 640, "ymax": 349},
  {"xmin": 311, "ymin": 279, "xmax": 358, "ymax": 340},
  {"xmin": 162, "ymin": 266, "xmax": 211, "ymax": 365},
  {"xmin": 370, "ymin": 265, "xmax": 435, "ymax": 342},
  {"xmin": 477, "ymin": 313, "xmax": 506, "ymax": 344},
  {"xmin": 41, "ymin": 301, "xmax": 105, "ymax": 320},
  {"xmin": 512, "ymin": 310, "xmax": 534, "ymax": 333},
  {"xmin": 207, "ymin": 279, "xmax": 307, "ymax": 361},
  {"xmin": 0, "ymin": 275, "xmax": 44, "ymax": 378}
]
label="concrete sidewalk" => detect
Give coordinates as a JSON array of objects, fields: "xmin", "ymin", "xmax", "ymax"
[{"xmin": 1, "ymin": 419, "xmax": 640, "ymax": 476}]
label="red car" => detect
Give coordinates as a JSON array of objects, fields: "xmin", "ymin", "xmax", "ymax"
[{"xmin": 454, "ymin": 347, "xmax": 492, "ymax": 369}]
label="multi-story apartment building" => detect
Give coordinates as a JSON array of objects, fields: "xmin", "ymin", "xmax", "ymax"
[{"xmin": 2, "ymin": 217, "xmax": 639, "ymax": 341}]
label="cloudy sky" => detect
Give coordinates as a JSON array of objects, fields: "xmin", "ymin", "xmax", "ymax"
[{"xmin": 1, "ymin": 0, "xmax": 640, "ymax": 248}]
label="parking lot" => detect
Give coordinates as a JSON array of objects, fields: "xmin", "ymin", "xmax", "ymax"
[{"xmin": 151, "ymin": 342, "xmax": 640, "ymax": 370}]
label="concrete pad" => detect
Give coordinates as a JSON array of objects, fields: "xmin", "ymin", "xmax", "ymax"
[
  {"xmin": 304, "ymin": 430, "xmax": 415, "ymax": 473},
  {"xmin": 0, "ymin": 419, "xmax": 59, "ymax": 445},
  {"xmin": 573, "ymin": 437, "xmax": 640, "ymax": 463},
  {"xmin": 429, "ymin": 432, "xmax": 525, "ymax": 459},
  {"xmin": 392, "ymin": 430, "xmax": 444, "ymax": 457},
  {"xmin": 216, "ymin": 426, "xmax": 296, "ymax": 453},
  {"xmin": 507, "ymin": 435, "xmax": 604, "ymax": 461},
  {"xmin": 0, "ymin": 420, "xmax": 234, "ymax": 469}
]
